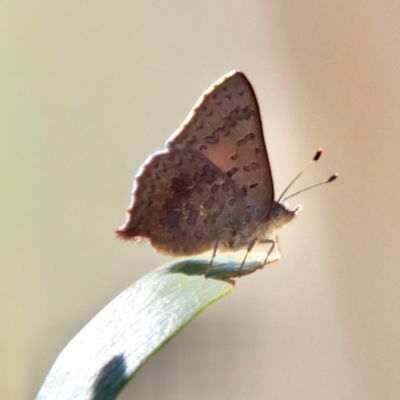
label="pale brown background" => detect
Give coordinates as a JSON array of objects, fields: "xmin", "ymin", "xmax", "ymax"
[{"xmin": 2, "ymin": 2, "xmax": 400, "ymax": 399}]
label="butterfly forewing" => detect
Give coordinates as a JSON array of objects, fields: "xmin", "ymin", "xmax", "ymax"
[{"xmin": 167, "ymin": 71, "xmax": 274, "ymax": 221}]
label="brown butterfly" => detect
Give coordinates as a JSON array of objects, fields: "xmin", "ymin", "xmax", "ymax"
[{"xmin": 116, "ymin": 71, "xmax": 337, "ymax": 274}]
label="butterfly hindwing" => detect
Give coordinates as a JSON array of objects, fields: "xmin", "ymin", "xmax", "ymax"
[{"xmin": 116, "ymin": 148, "xmax": 248, "ymax": 255}]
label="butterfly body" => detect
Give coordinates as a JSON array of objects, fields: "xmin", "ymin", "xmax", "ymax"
[{"xmin": 117, "ymin": 71, "xmax": 301, "ymax": 263}]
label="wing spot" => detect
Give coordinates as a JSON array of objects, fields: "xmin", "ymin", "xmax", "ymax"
[
  {"xmin": 228, "ymin": 106, "xmax": 243, "ymax": 122},
  {"xmin": 211, "ymin": 184, "xmax": 219, "ymax": 194},
  {"xmin": 242, "ymin": 105, "xmax": 256, "ymax": 120},
  {"xmin": 227, "ymin": 167, "xmax": 239, "ymax": 177},
  {"xmin": 193, "ymin": 165, "xmax": 218, "ymax": 185},
  {"xmin": 213, "ymin": 204, "xmax": 224, "ymax": 217},
  {"xmin": 249, "ymin": 183, "xmax": 259, "ymax": 189},
  {"xmin": 204, "ymin": 215, "xmax": 216, "ymax": 225},
  {"xmin": 187, "ymin": 210, "xmax": 199, "ymax": 225},
  {"xmin": 203, "ymin": 165, "xmax": 218, "ymax": 184},
  {"xmin": 243, "ymin": 162, "xmax": 260, "ymax": 172},
  {"xmin": 203, "ymin": 104, "xmax": 213, "ymax": 117},
  {"xmin": 171, "ymin": 173, "xmax": 193, "ymax": 197},
  {"xmin": 212, "ymin": 93, "xmax": 222, "ymax": 105},
  {"xmin": 230, "ymin": 153, "xmax": 238, "ymax": 160},
  {"xmin": 237, "ymin": 132, "xmax": 256, "ymax": 147},
  {"xmin": 204, "ymin": 130, "xmax": 220, "ymax": 144},
  {"xmin": 203, "ymin": 196, "xmax": 215, "ymax": 210},
  {"xmin": 241, "ymin": 185, "xmax": 248, "ymax": 196},
  {"xmin": 223, "ymin": 117, "xmax": 236, "ymax": 130}
]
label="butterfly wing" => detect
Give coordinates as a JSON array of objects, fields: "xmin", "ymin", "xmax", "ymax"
[
  {"xmin": 116, "ymin": 148, "xmax": 247, "ymax": 256},
  {"xmin": 167, "ymin": 71, "xmax": 274, "ymax": 221}
]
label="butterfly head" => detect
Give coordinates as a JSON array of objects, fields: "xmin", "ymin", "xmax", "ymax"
[
  {"xmin": 266, "ymin": 149, "xmax": 337, "ymax": 234},
  {"xmin": 268, "ymin": 202, "xmax": 302, "ymax": 230}
]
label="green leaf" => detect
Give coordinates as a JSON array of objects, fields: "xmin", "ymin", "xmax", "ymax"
[{"xmin": 35, "ymin": 257, "xmax": 265, "ymax": 400}]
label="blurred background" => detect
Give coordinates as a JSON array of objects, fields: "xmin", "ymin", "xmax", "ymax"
[{"xmin": 1, "ymin": 1, "xmax": 400, "ymax": 399}]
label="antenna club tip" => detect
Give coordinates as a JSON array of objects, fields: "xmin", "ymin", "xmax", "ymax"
[
  {"xmin": 327, "ymin": 173, "xmax": 338, "ymax": 183},
  {"xmin": 314, "ymin": 148, "xmax": 323, "ymax": 161}
]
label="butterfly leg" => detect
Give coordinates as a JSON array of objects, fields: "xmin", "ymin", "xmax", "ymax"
[
  {"xmin": 259, "ymin": 237, "xmax": 279, "ymax": 266},
  {"xmin": 204, "ymin": 240, "xmax": 219, "ymax": 278},
  {"xmin": 238, "ymin": 239, "xmax": 257, "ymax": 277}
]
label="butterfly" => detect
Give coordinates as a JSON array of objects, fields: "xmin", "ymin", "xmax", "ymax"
[{"xmin": 116, "ymin": 71, "xmax": 337, "ymax": 275}]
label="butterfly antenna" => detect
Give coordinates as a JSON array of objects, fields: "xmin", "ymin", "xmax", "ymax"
[
  {"xmin": 277, "ymin": 148, "xmax": 323, "ymax": 203},
  {"xmin": 282, "ymin": 173, "xmax": 337, "ymax": 202}
]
